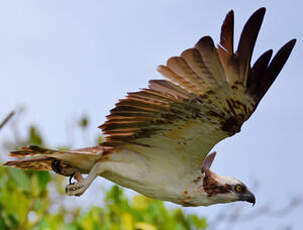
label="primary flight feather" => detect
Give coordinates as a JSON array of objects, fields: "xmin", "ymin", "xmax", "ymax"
[{"xmin": 4, "ymin": 8, "xmax": 296, "ymax": 206}]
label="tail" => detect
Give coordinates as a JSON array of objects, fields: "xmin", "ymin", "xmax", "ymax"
[{"xmin": 4, "ymin": 145, "xmax": 105, "ymax": 176}]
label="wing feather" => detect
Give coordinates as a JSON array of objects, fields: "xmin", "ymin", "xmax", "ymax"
[
  {"xmin": 237, "ymin": 8, "xmax": 266, "ymax": 84},
  {"xmin": 195, "ymin": 36, "xmax": 226, "ymax": 85},
  {"xmin": 220, "ymin": 10, "xmax": 234, "ymax": 54},
  {"xmin": 247, "ymin": 49, "xmax": 273, "ymax": 97},
  {"xmin": 181, "ymin": 48, "xmax": 212, "ymax": 89},
  {"xmin": 157, "ymin": 65, "xmax": 199, "ymax": 94},
  {"xmin": 98, "ymin": 8, "xmax": 295, "ymax": 172},
  {"xmin": 149, "ymin": 80, "xmax": 191, "ymax": 99},
  {"xmin": 218, "ymin": 10, "xmax": 239, "ymax": 84},
  {"xmin": 167, "ymin": 56, "xmax": 206, "ymax": 93},
  {"xmin": 6, "ymin": 8, "xmax": 295, "ymax": 174},
  {"xmin": 256, "ymin": 40, "xmax": 296, "ymax": 101}
]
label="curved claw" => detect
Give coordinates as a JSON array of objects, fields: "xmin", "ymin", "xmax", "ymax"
[
  {"xmin": 69, "ymin": 172, "xmax": 75, "ymax": 185},
  {"xmin": 65, "ymin": 182, "xmax": 86, "ymax": 196}
]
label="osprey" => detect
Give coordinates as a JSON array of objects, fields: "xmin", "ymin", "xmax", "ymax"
[{"xmin": 4, "ymin": 8, "xmax": 295, "ymax": 207}]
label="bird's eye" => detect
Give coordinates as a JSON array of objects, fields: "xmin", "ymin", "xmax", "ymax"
[{"xmin": 235, "ymin": 184, "xmax": 244, "ymax": 193}]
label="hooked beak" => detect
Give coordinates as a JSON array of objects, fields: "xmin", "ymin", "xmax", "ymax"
[{"xmin": 240, "ymin": 190, "xmax": 256, "ymax": 206}]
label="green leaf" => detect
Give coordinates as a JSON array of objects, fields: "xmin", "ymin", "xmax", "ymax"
[
  {"xmin": 38, "ymin": 219, "xmax": 51, "ymax": 230},
  {"xmin": 28, "ymin": 126, "xmax": 43, "ymax": 146},
  {"xmin": 37, "ymin": 171, "xmax": 51, "ymax": 192},
  {"xmin": 7, "ymin": 168, "xmax": 31, "ymax": 191},
  {"xmin": 188, "ymin": 215, "xmax": 208, "ymax": 229},
  {"xmin": 0, "ymin": 218, "xmax": 5, "ymax": 230}
]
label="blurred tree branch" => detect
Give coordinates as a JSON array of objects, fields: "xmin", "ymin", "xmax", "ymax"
[{"xmin": 0, "ymin": 111, "xmax": 15, "ymax": 130}]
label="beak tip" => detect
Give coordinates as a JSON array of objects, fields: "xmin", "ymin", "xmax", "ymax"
[
  {"xmin": 240, "ymin": 191, "xmax": 256, "ymax": 206},
  {"xmin": 248, "ymin": 194, "xmax": 256, "ymax": 206}
]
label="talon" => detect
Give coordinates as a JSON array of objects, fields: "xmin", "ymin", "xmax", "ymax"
[
  {"xmin": 65, "ymin": 182, "xmax": 86, "ymax": 196},
  {"xmin": 64, "ymin": 171, "xmax": 89, "ymax": 197},
  {"xmin": 69, "ymin": 172, "xmax": 75, "ymax": 185}
]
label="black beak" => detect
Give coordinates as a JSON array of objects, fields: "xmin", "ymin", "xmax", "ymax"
[{"xmin": 240, "ymin": 191, "xmax": 256, "ymax": 206}]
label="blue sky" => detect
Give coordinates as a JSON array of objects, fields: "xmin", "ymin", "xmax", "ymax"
[{"xmin": 0, "ymin": 1, "xmax": 302, "ymax": 229}]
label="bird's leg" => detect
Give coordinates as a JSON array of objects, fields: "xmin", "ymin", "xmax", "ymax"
[{"xmin": 65, "ymin": 161, "xmax": 105, "ymax": 196}]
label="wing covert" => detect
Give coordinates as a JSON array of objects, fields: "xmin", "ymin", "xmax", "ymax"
[{"xmin": 99, "ymin": 8, "xmax": 296, "ymax": 170}]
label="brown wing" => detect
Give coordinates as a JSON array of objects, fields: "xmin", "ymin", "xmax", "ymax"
[{"xmin": 99, "ymin": 8, "xmax": 295, "ymax": 169}]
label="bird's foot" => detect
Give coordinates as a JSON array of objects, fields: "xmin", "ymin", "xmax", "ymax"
[
  {"xmin": 65, "ymin": 182, "xmax": 87, "ymax": 196},
  {"xmin": 66, "ymin": 171, "xmax": 86, "ymax": 196},
  {"xmin": 65, "ymin": 162, "xmax": 103, "ymax": 197}
]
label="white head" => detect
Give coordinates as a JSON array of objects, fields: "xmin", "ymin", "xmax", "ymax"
[{"xmin": 200, "ymin": 152, "xmax": 255, "ymax": 206}]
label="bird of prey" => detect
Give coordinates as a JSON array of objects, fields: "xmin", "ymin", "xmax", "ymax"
[{"xmin": 4, "ymin": 8, "xmax": 296, "ymax": 207}]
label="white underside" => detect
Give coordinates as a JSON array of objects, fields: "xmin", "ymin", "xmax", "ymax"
[
  {"xmin": 99, "ymin": 148, "xmax": 212, "ymax": 206},
  {"xmin": 95, "ymin": 120, "xmax": 230, "ymax": 206}
]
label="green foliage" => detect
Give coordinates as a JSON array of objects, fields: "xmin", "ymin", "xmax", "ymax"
[
  {"xmin": 0, "ymin": 167, "xmax": 51, "ymax": 230},
  {"xmin": 28, "ymin": 126, "xmax": 44, "ymax": 146},
  {"xmin": 0, "ymin": 167, "xmax": 207, "ymax": 230},
  {"xmin": 0, "ymin": 121, "xmax": 208, "ymax": 229}
]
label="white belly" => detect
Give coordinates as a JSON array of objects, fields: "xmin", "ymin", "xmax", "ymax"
[{"xmin": 100, "ymin": 149, "xmax": 199, "ymax": 204}]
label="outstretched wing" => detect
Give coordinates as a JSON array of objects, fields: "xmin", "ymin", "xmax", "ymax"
[{"xmin": 99, "ymin": 8, "xmax": 295, "ymax": 170}]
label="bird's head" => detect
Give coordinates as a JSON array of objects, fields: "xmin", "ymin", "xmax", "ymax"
[{"xmin": 200, "ymin": 152, "xmax": 255, "ymax": 206}]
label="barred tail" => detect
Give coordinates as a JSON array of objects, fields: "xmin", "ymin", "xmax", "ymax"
[{"xmin": 4, "ymin": 145, "xmax": 104, "ymax": 176}]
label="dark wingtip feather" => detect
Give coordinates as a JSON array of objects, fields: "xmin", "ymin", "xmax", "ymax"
[
  {"xmin": 254, "ymin": 39, "xmax": 296, "ymax": 102},
  {"xmin": 256, "ymin": 7, "xmax": 266, "ymax": 14},
  {"xmin": 247, "ymin": 49, "xmax": 273, "ymax": 94},
  {"xmin": 220, "ymin": 10, "xmax": 234, "ymax": 53},
  {"xmin": 237, "ymin": 7, "xmax": 266, "ymax": 55},
  {"xmin": 252, "ymin": 49, "xmax": 273, "ymax": 70},
  {"xmin": 237, "ymin": 8, "xmax": 266, "ymax": 81}
]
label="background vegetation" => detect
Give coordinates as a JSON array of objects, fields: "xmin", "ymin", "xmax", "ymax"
[
  {"xmin": 0, "ymin": 111, "xmax": 301, "ymax": 230},
  {"xmin": 0, "ymin": 112, "xmax": 207, "ymax": 230}
]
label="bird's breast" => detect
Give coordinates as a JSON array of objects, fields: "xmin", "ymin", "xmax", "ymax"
[{"xmin": 100, "ymin": 149, "xmax": 198, "ymax": 203}]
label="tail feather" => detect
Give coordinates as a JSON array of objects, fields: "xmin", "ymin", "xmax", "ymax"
[
  {"xmin": 4, "ymin": 145, "xmax": 105, "ymax": 175},
  {"xmin": 10, "ymin": 145, "xmax": 60, "ymax": 157},
  {"xmin": 4, "ymin": 157, "xmax": 54, "ymax": 171}
]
